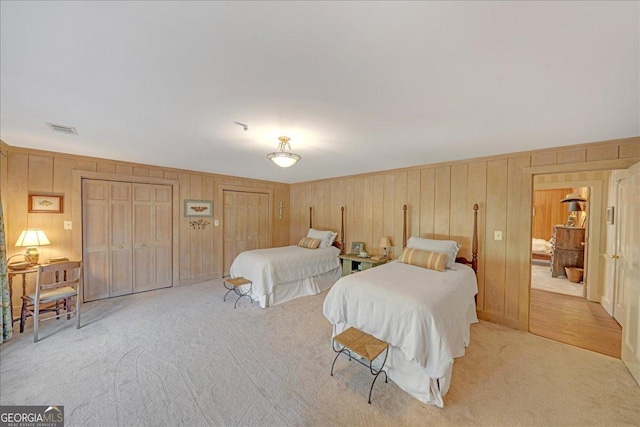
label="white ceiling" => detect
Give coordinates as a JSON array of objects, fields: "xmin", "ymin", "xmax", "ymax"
[{"xmin": 1, "ymin": 1, "xmax": 638, "ymax": 184}]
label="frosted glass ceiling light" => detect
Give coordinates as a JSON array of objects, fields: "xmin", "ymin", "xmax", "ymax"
[{"xmin": 267, "ymin": 136, "xmax": 301, "ymax": 167}]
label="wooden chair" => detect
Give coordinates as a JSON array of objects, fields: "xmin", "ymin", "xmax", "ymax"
[{"xmin": 20, "ymin": 261, "xmax": 83, "ymax": 343}]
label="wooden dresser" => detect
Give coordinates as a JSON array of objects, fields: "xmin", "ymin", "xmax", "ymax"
[{"xmin": 551, "ymin": 226, "xmax": 585, "ymax": 278}]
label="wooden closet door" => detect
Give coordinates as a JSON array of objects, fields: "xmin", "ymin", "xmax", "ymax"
[
  {"xmin": 84, "ymin": 180, "xmax": 172, "ymax": 301},
  {"xmin": 223, "ymin": 191, "xmax": 271, "ymax": 276},
  {"xmin": 132, "ymin": 184, "xmax": 172, "ymax": 292},
  {"xmin": 83, "ymin": 180, "xmax": 110, "ymax": 302},
  {"xmin": 109, "ymin": 182, "xmax": 133, "ymax": 296}
]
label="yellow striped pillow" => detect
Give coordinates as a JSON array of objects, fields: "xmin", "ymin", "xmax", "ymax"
[
  {"xmin": 298, "ymin": 237, "xmax": 321, "ymax": 249},
  {"xmin": 399, "ymin": 248, "xmax": 447, "ymax": 272}
]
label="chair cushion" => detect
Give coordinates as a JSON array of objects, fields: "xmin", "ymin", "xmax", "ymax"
[{"xmin": 25, "ymin": 286, "xmax": 78, "ymax": 303}]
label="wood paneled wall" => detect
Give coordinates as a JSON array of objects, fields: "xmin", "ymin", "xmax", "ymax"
[
  {"xmin": 289, "ymin": 137, "xmax": 640, "ymax": 330},
  {"xmin": 0, "ymin": 143, "xmax": 289, "ymax": 314},
  {"xmin": 532, "ymin": 188, "xmax": 573, "ymax": 239}
]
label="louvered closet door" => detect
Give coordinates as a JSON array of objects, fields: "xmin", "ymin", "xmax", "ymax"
[{"xmin": 83, "ymin": 179, "xmax": 172, "ymax": 301}]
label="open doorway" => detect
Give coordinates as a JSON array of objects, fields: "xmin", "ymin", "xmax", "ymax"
[
  {"xmin": 530, "ymin": 186, "xmax": 587, "ymax": 298},
  {"xmin": 529, "ymin": 174, "xmax": 622, "ymax": 358}
]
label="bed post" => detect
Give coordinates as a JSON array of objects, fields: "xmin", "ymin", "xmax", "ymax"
[
  {"xmin": 472, "ymin": 203, "xmax": 479, "ymax": 273},
  {"xmin": 340, "ymin": 206, "xmax": 345, "ymax": 255},
  {"xmin": 402, "ymin": 204, "xmax": 408, "ymax": 249},
  {"xmin": 309, "ymin": 207, "xmax": 313, "ymax": 229}
]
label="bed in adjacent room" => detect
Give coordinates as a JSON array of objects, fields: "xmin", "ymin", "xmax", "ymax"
[
  {"xmin": 532, "ymin": 237, "xmax": 553, "ymax": 262},
  {"xmin": 323, "ymin": 204, "xmax": 479, "ymax": 407},
  {"xmin": 229, "ymin": 207, "xmax": 345, "ymax": 308}
]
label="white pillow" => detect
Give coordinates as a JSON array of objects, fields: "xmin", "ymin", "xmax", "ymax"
[
  {"xmin": 327, "ymin": 231, "xmax": 338, "ymax": 247},
  {"xmin": 406, "ymin": 236, "xmax": 460, "ymax": 269},
  {"xmin": 307, "ymin": 228, "xmax": 332, "ymax": 248}
]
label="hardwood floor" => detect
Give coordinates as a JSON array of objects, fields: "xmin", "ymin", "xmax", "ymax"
[{"xmin": 529, "ymin": 289, "xmax": 622, "ymax": 358}]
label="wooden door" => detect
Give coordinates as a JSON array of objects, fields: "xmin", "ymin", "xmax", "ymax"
[
  {"xmin": 82, "ymin": 180, "xmax": 111, "ymax": 301},
  {"xmin": 621, "ymin": 163, "xmax": 640, "ymax": 385},
  {"xmin": 83, "ymin": 179, "xmax": 172, "ymax": 301},
  {"xmin": 223, "ymin": 190, "xmax": 270, "ymax": 276},
  {"xmin": 132, "ymin": 184, "xmax": 172, "ymax": 292},
  {"xmin": 109, "ymin": 182, "xmax": 134, "ymax": 297}
]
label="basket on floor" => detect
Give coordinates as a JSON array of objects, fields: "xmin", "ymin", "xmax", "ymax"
[{"xmin": 565, "ymin": 267, "xmax": 584, "ymax": 283}]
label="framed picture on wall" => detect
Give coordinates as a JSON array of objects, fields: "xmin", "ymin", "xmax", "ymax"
[
  {"xmin": 29, "ymin": 194, "xmax": 63, "ymax": 213},
  {"xmin": 184, "ymin": 200, "xmax": 213, "ymax": 217}
]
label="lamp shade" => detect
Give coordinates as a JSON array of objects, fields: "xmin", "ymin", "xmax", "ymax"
[
  {"xmin": 379, "ymin": 237, "xmax": 391, "ymax": 248},
  {"xmin": 561, "ymin": 193, "xmax": 586, "ymax": 203},
  {"xmin": 15, "ymin": 229, "xmax": 51, "ymax": 247},
  {"xmin": 567, "ymin": 201, "xmax": 583, "ymax": 212},
  {"xmin": 267, "ymin": 136, "xmax": 301, "ymax": 168}
]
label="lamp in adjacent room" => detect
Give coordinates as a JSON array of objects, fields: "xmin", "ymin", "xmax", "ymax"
[
  {"xmin": 379, "ymin": 237, "xmax": 391, "ymax": 258},
  {"xmin": 267, "ymin": 136, "xmax": 301, "ymax": 167},
  {"xmin": 561, "ymin": 194, "xmax": 586, "ymax": 227},
  {"xmin": 15, "ymin": 229, "xmax": 50, "ymax": 265}
]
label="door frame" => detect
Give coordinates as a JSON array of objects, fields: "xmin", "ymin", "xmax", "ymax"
[
  {"xmin": 72, "ymin": 170, "xmax": 180, "ymax": 287},
  {"xmin": 521, "ymin": 157, "xmax": 639, "ymax": 330},
  {"xmin": 533, "ymin": 179, "xmax": 602, "ymax": 301}
]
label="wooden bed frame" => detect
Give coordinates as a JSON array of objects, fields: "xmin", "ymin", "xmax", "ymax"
[
  {"xmin": 309, "ymin": 206, "xmax": 346, "ymax": 255},
  {"xmin": 402, "ymin": 203, "xmax": 479, "ymax": 273}
]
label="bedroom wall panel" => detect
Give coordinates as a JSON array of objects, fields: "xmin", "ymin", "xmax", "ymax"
[
  {"xmin": 1, "ymin": 142, "xmax": 289, "ymax": 316},
  {"xmin": 289, "ymin": 137, "xmax": 639, "ymax": 331},
  {"xmin": 485, "ymin": 159, "xmax": 508, "ymax": 316}
]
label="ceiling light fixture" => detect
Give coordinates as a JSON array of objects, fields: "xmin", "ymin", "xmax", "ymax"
[{"xmin": 267, "ymin": 136, "xmax": 301, "ymax": 168}]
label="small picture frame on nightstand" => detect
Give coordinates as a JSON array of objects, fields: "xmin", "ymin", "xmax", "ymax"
[{"xmin": 351, "ymin": 242, "xmax": 364, "ymax": 255}]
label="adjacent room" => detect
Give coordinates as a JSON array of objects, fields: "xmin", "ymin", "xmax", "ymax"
[{"xmin": 1, "ymin": 1, "xmax": 639, "ymax": 426}]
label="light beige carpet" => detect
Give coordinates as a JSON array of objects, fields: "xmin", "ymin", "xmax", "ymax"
[
  {"xmin": 531, "ymin": 262, "xmax": 584, "ymax": 297},
  {"xmin": 1, "ymin": 279, "xmax": 639, "ymax": 426}
]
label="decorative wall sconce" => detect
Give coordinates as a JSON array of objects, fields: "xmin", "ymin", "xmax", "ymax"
[
  {"xmin": 189, "ymin": 220, "xmax": 210, "ymax": 230},
  {"xmin": 278, "ymin": 201, "xmax": 285, "ymax": 220}
]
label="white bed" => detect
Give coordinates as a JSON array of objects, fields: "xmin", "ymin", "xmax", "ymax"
[
  {"xmin": 323, "ymin": 203, "xmax": 479, "ymax": 407},
  {"xmin": 229, "ymin": 206, "xmax": 345, "ymax": 308},
  {"xmin": 532, "ymin": 237, "xmax": 553, "ymax": 261},
  {"xmin": 230, "ymin": 245, "xmax": 341, "ymax": 308},
  {"xmin": 323, "ymin": 260, "xmax": 477, "ymax": 407}
]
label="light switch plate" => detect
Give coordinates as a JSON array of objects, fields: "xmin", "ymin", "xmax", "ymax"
[
  {"xmin": 494, "ymin": 231, "xmax": 503, "ymax": 241},
  {"xmin": 64, "ymin": 221, "xmax": 72, "ymax": 230},
  {"xmin": 214, "ymin": 220, "xmax": 219, "ymax": 226}
]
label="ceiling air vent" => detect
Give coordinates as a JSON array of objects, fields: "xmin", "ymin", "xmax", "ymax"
[{"xmin": 46, "ymin": 122, "xmax": 79, "ymax": 136}]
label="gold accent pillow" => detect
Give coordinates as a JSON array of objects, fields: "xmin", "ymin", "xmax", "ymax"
[
  {"xmin": 399, "ymin": 248, "xmax": 447, "ymax": 272},
  {"xmin": 298, "ymin": 237, "xmax": 321, "ymax": 249}
]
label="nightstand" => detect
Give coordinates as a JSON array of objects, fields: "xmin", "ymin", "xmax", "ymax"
[{"xmin": 339, "ymin": 254, "xmax": 388, "ymax": 276}]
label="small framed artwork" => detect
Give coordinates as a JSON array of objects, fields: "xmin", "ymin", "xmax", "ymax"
[
  {"xmin": 606, "ymin": 206, "xmax": 614, "ymax": 225},
  {"xmin": 351, "ymin": 241, "xmax": 365, "ymax": 254},
  {"xmin": 184, "ymin": 200, "xmax": 213, "ymax": 217},
  {"xmin": 29, "ymin": 194, "xmax": 63, "ymax": 213}
]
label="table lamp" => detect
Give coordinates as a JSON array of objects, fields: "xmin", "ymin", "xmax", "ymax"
[
  {"xmin": 379, "ymin": 237, "xmax": 391, "ymax": 258},
  {"xmin": 15, "ymin": 229, "xmax": 50, "ymax": 265}
]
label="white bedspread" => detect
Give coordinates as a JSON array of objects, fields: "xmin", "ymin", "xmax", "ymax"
[
  {"xmin": 230, "ymin": 245, "xmax": 340, "ymax": 301},
  {"xmin": 323, "ymin": 261, "xmax": 478, "ymax": 380},
  {"xmin": 532, "ymin": 238, "xmax": 553, "ymax": 254}
]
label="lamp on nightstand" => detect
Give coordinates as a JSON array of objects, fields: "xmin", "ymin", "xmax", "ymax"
[
  {"xmin": 15, "ymin": 229, "xmax": 50, "ymax": 265},
  {"xmin": 379, "ymin": 237, "xmax": 391, "ymax": 258}
]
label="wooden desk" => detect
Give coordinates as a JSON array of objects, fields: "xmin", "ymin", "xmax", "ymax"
[
  {"xmin": 339, "ymin": 254, "xmax": 388, "ymax": 276},
  {"xmin": 8, "ymin": 266, "xmax": 39, "ymax": 324}
]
